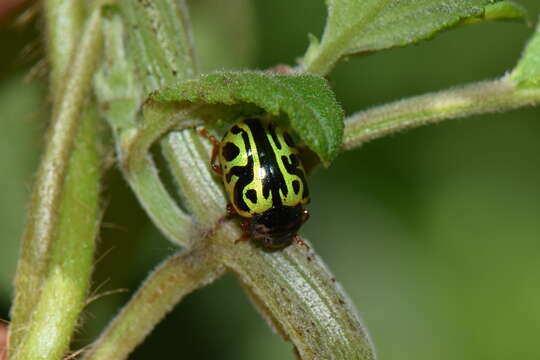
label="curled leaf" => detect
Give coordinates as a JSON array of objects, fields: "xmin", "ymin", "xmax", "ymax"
[{"xmin": 151, "ymin": 71, "xmax": 344, "ymax": 166}]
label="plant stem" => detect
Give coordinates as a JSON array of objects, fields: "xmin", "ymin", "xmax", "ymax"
[
  {"xmin": 43, "ymin": 0, "xmax": 87, "ymax": 98},
  {"xmin": 119, "ymin": 0, "xmax": 196, "ymax": 92},
  {"xmin": 9, "ymin": 4, "xmax": 103, "ymax": 354},
  {"xmin": 161, "ymin": 130, "xmax": 227, "ymax": 229},
  {"xmin": 219, "ymin": 225, "xmax": 376, "ymax": 359},
  {"xmin": 118, "ymin": 105, "xmax": 196, "ymax": 246},
  {"xmin": 121, "ymin": 153, "xmax": 193, "ymax": 245},
  {"xmin": 11, "ymin": 105, "xmax": 101, "ymax": 360},
  {"xmin": 82, "ymin": 243, "xmax": 224, "ymax": 360},
  {"xmin": 95, "ymin": 0, "xmax": 197, "ymax": 247},
  {"xmin": 342, "ymin": 77, "xmax": 540, "ymax": 151}
]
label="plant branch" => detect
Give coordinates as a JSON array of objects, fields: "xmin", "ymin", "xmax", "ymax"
[
  {"xmin": 342, "ymin": 77, "xmax": 540, "ymax": 151},
  {"xmin": 161, "ymin": 130, "xmax": 227, "ymax": 229},
  {"xmin": 82, "ymin": 242, "xmax": 225, "ymax": 360},
  {"xmin": 218, "ymin": 225, "xmax": 376, "ymax": 360},
  {"xmin": 119, "ymin": 0, "xmax": 196, "ymax": 93},
  {"xmin": 9, "ymin": 4, "xmax": 103, "ymax": 354},
  {"xmin": 117, "ymin": 104, "xmax": 196, "ymax": 247},
  {"xmin": 120, "ymin": 152, "xmax": 193, "ymax": 246},
  {"xmin": 11, "ymin": 105, "xmax": 101, "ymax": 360},
  {"xmin": 94, "ymin": 2, "xmax": 197, "ymax": 247},
  {"xmin": 43, "ymin": 0, "xmax": 87, "ymax": 97}
]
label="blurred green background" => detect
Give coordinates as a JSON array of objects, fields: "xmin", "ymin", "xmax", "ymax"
[{"xmin": 2, "ymin": 0, "xmax": 540, "ymax": 359}]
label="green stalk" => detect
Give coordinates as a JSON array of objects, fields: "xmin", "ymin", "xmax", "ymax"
[
  {"xmin": 82, "ymin": 244, "xmax": 224, "ymax": 360},
  {"xmin": 119, "ymin": 0, "xmax": 196, "ymax": 93},
  {"xmin": 161, "ymin": 130, "xmax": 226, "ymax": 228},
  {"xmin": 93, "ymin": 1, "xmax": 197, "ymax": 246},
  {"xmin": 11, "ymin": 106, "xmax": 101, "ymax": 360},
  {"xmin": 10, "ymin": 2, "xmax": 101, "ymax": 349},
  {"xmin": 43, "ymin": 0, "xmax": 87, "ymax": 97},
  {"xmin": 9, "ymin": 4, "xmax": 104, "ymax": 357},
  {"xmin": 343, "ymin": 77, "xmax": 540, "ymax": 150}
]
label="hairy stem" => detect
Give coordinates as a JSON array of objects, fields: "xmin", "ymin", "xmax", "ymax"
[
  {"xmin": 120, "ymin": 153, "xmax": 193, "ymax": 245},
  {"xmin": 161, "ymin": 130, "xmax": 226, "ymax": 229},
  {"xmin": 82, "ymin": 243, "xmax": 224, "ymax": 360},
  {"xmin": 219, "ymin": 225, "xmax": 376, "ymax": 359},
  {"xmin": 9, "ymin": 4, "xmax": 103, "ymax": 354},
  {"xmin": 97, "ymin": 0, "xmax": 197, "ymax": 247},
  {"xmin": 43, "ymin": 0, "xmax": 87, "ymax": 97},
  {"xmin": 343, "ymin": 77, "xmax": 540, "ymax": 150},
  {"xmin": 11, "ymin": 105, "xmax": 101, "ymax": 360}
]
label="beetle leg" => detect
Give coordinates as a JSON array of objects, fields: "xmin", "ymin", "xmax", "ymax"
[
  {"xmin": 226, "ymin": 203, "xmax": 237, "ymax": 215},
  {"xmin": 215, "ymin": 204, "xmax": 236, "ymax": 226},
  {"xmin": 240, "ymin": 219, "xmax": 250, "ymax": 234},
  {"xmin": 234, "ymin": 234, "xmax": 250, "ymax": 244},
  {"xmin": 293, "ymin": 235, "xmax": 310, "ymax": 251},
  {"xmin": 235, "ymin": 220, "xmax": 251, "ymax": 243},
  {"xmin": 234, "ymin": 220, "xmax": 251, "ymax": 244},
  {"xmin": 197, "ymin": 127, "xmax": 222, "ymax": 176}
]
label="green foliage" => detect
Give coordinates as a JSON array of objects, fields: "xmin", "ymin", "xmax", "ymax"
[
  {"xmin": 6, "ymin": 0, "xmax": 540, "ymax": 359},
  {"xmin": 151, "ymin": 71, "xmax": 344, "ymax": 165},
  {"xmin": 302, "ymin": 0, "xmax": 527, "ymax": 75},
  {"xmin": 512, "ymin": 19, "xmax": 540, "ymax": 87}
]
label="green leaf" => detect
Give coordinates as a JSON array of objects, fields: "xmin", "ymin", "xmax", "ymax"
[
  {"xmin": 151, "ymin": 71, "xmax": 344, "ymax": 166},
  {"xmin": 302, "ymin": 0, "xmax": 528, "ymax": 75},
  {"xmin": 464, "ymin": 1, "xmax": 528, "ymax": 23},
  {"xmin": 511, "ymin": 19, "xmax": 540, "ymax": 88}
]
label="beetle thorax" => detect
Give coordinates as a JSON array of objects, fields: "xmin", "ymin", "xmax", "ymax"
[{"xmin": 249, "ymin": 204, "xmax": 304, "ymax": 248}]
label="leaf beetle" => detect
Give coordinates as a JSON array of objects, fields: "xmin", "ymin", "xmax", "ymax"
[{"xmin": 200, "ymin": 118, "xmax": 310, "ymax": 249}]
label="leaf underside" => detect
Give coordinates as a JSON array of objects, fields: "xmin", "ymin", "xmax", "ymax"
[{"xmin": 150, "ymin": 71, "xmax": 344, "ymax": 166}]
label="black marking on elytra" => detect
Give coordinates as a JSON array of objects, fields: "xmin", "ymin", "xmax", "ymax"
[
  {"xmin": 225, "ymin": 125, "xmax": 254, "ymax": 212},
  {"xmin": 290, "ymin": 153, "xmax": 299, "ymax": 167},
  {"xmin": 281, "ymin": 154, "xmax": 309, "ymax": 200},
  {"xmin": 245, "ymin": 118, "xmax": 290, "ymax": 207},
  {"xmin": 222, "ymin": 142, "xmax": 240, "ymax": 161},
  {"xmin": 283, "ymin": 131, "xmax": 295, "ymax": 147},
  {"xmin": 292, "ymin": 179, "xmax": 300, "ymax": 194},
  {"xmin": 268, "ymin": 124, "xmax": 282, "ymax": 150},
  {"xmin": 246, "ymin": 189, "xmax": 257, "ymax": 203}
]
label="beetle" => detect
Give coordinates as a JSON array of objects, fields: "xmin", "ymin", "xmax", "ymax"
[{"xmin": 200, "ymin": 118, "xmax": 310, "ymax": 249}]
